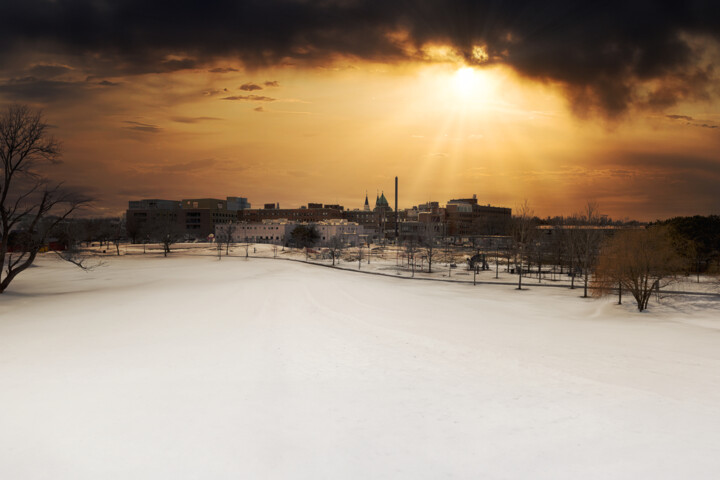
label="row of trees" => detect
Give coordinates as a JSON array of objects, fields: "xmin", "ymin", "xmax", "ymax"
[{"xmin": 510, "ymin": 201, "xmax": 719, "ymax": 312}]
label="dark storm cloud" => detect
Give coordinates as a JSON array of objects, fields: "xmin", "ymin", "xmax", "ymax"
[
  {"xmin": 1, "ymin": 1, "xmax": 720, "ymax": 115},
  {"xmin": 0, "ymin": 76, "xmax": 87, "ymax": 102}
]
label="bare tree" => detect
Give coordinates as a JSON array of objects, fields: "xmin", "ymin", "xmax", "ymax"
[
  {"xmin": 148, "ymin": 215, "xmax": 183, "ymax": 257},
  {"xmin": 327, "ymin": 235, "xmax": 345, "ymax": 266},
  {"xmin": 215, "ymin": 221, "xmax": 237, "ymax": 256},
  {"xmin": 547, "ymin": 220, "xmax": 568, "ymax": 279},
  {"xmin": 405, "ymin": 237, "xmax": 419, "ymax": 277},
  {"xmin": 593, "ymin": 226, "xmax": 683, "ymax": 312},
  {"xmin": 420, "ymin": 225, "xmax": 439, "ymax": 273},
  {"xmin": 511, "ymin": 200, "xmax": 536, "ymax": 290},
  {"xmin": 126, "ymin": 216, "xmax": 142, "ymax": 244},
  {"xmin": 570, "ymin": 202, "xmax": 606, "ymax": 297},
  {"xmin": 110, "ymin": 217, "xmax": 126, "ymax": 255},
  {"xmin": 563, "ymin": 226, "xmax": 578, "ymax": 289},
  {"xmin": 0, "ymin": 105, "xmax": 90, "ymax": 293}
]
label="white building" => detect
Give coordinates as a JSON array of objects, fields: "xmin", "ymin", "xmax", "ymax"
[
  {"xmin": 215, "ymin": 219, "xmax": 366, "ymax": 246},
  {"xmin": 314, "ymin": 219, "xmax": 365, "ymax": 246}
]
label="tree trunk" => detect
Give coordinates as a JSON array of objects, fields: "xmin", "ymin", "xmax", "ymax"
[
  {"xmin": 495, "ymin": 249, "xmax": 499, "ymax": 279},
  {"xmin": 517, "ymin": 253, "xmax": 523, "ymax": 290},
  {"xmin": 538, "ymin": 262, "xmax": 541, "ymax": 283}
]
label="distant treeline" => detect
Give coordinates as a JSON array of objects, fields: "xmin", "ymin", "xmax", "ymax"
[{"xmin": 652, "ymin": 215, "xmax": 720, "ymax": 275}]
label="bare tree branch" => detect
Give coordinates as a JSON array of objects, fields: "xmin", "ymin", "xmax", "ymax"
[{"xmin": 1, "ymin": 104, "xmax": 90, "ymax": 293}]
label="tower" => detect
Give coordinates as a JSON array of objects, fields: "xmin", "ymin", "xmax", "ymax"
[{"xmin": 395, "ymin": 176, "xmax": 398, "ymax": 239}]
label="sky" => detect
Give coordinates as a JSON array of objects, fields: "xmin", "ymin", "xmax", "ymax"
[{"xmin": 1, "ymin": 0, "xmax": 719, "ymax": 221}]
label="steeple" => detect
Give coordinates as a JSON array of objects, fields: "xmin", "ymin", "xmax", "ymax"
[
  {"xmin": 378, "ymin": 191, "xmax": 389, "ymax": 207},
  {"xmin": 363, "ymin": 191, "xmax": 370, "ymax": 211}
]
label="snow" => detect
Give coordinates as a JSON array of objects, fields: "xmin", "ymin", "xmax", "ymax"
[{"xmin": 2, "ymin": 251, "xmax": 720, "ymax": 479}]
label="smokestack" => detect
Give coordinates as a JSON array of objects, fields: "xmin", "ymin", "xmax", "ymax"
[{"xmin": 395, "ymin": 176, "xmax": 398, "ymax": 240}]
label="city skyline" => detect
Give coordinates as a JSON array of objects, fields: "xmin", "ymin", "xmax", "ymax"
[{"xmin": 1, "ymin": 1, "xmax": 719, "ymax": 221}]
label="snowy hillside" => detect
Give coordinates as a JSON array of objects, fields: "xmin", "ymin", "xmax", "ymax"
[{"xmin": 1, "ymin": 254, "xmax": 720, "ymax": 479}]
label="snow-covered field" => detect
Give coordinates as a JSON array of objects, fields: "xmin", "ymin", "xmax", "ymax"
[{"xmin": 2, "ymin": 253, "xmax": 720, "ymax": 479}]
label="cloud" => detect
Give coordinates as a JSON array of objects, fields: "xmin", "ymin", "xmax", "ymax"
[
  {"xmin": 221, "ymin": 95, "xmax": 275, "ymax": 102},
  {"xmin": 160, "ymin": 58, "xmax": 198, "ymax": 72},
  {"xmin": 209, "ymin": 67, "xmax": 238, "ymax": 73},
  {"xmin": 264, "ymin": 80, "xmax": 280, "ymax": 87},
  {"xmin": 667, "ymin": 114, "xmax": 694, "ymax": 121},
  {"xmin": 202, "ymin": 88, "xmax": 229, "ymax": 96},
  {"xmin": 1, "ymin": 1, "xmax": 720, "ymax": 116},
  {"xmin": 96, "ymin": 80, "xmax": 120, "ymax": 86},
  {"xmin": 254, "ymin": 106, "xmax": 265, "ymax": 112},
  {"xmin": 28, "ymin": 64, "xmax": 73, "ymax": 78},
  {"xmin": 171, "ymin": 116, "xmax": 222, "ymax": 123},
  {"xmin": 239, "ymin": 82, "xmax": 263, "ymax": 91},
  {"xmin": 666, "ymin": 114, "xmax": 718, "ymax": 128},
  {"xmin": 133, "ymin": 158, "xmax": 247, "ymax": 175},
  {"xmin": 124, "ymin": 120, "xmax": 162, "ymax": 133},
  {"xmin": 0, "ymin": 76, "xmax": 87, "ymax": 102}
]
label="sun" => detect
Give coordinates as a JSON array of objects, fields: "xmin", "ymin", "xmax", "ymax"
[{"xmin": 452, "ymin": 66, "xmax": 477, "ymax": 97}]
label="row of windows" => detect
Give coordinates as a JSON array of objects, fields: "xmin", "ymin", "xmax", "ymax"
[{"xmin": 244, "ymin": 236, "xmax": 284, "ymax": 241}]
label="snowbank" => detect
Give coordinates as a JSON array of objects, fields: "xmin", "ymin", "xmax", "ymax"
[{"xmin": 1, "ymin": 254, "xmax": 719, "ymax": 479}]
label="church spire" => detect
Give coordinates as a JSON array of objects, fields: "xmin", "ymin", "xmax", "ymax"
[{"xmin": 363, "ymin": 191, "xmax": 370, "ymax": 211}]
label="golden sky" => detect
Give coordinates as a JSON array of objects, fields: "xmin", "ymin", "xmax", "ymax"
[{"xmin": 2, "ymin": 1, "xmax": 720, "ymax": 220}]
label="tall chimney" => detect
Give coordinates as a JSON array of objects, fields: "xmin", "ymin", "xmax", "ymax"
[{"xmin": 394, "ymin": 176, "xmax": 399, "ymax": 240}]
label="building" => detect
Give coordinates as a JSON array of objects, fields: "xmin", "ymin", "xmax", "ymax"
[
  {"xmin": 217, "ymin": 219, "xmax": 294, "ymax": 245},
  {"xmin": 445, "ymin": 194, "xmax": 512, "ymax": 237},
  {"xmin": 125, "ymin": 198, "xmax": 181, "ymax": 242},
  {"xmin": 314, "ymin": 219, "xmax": 365, "ymax": 246},
  {"xmin": 180, "ymin": 198, "xmax": 239, "ymax": 237},
  {"xmin": 126, "ymin": 196, "xmax": 251, "ymax": 240},
  {"xmin": 399, "ymin": 202, "xmax": 444, "ymax": 242},
  {"xmin": 215, "ymin": 219, "xmax": 365, "ymax": 247},
  {"xmin": 239, "ymin": 204, "xmax": 344, "ymax": 223}
]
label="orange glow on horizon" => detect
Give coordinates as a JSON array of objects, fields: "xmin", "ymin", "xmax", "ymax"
[{"xmin": 33, "ymin": 59, "xmax": 720, "ymax": 221}]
